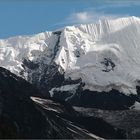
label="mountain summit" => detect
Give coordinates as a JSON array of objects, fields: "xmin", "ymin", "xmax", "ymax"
[{"xmin": 1, "ymin": 16, "xmax": 140, "ymax": 108}]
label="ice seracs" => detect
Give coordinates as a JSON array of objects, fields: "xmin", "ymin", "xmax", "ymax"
[{"xmin": 1, "ymin": 16, "xmax": 140, "ymax": 95}]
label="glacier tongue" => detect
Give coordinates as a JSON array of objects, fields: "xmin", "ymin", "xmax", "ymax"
[{"xmin": 1, "ymin": 16, "xmax": 140, "ymax": 95}]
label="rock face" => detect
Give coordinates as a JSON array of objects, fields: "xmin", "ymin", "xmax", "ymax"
[
  {"xmin": 0, "ymin": 67, "xmax": 91, "ymax": 138},
  {"xmin": 52, "ymin": 89, "xmax": 136, "ymax": 110},
  {"xmin": 0, "ymin": 67, "xmax": 125, "ymax": 139},
  {"xmin": 1, "ymin": 17, "xmax": 140, "ymax": 108},
  {"xmin": 0, "ymin": 67, "xmax": 54, "ymax": 138}
]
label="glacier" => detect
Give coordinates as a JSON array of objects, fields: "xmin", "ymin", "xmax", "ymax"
[{"xmin": 1, "ymin": 16, "xmax": 140, "ymax": 95}]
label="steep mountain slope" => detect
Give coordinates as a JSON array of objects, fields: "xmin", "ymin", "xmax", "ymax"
[
  {"xmin": 31, "ymin": 97, "xmax": 126, "ymax": 139},
  {"xmin": 0, "ymin": 66, "xmax": 107, "ymax": 139},
  {"xmin": 1, "ymin": 16, "xmax": 140, "ymax": 108},
  {"xmin": 1, "ymin": 66, "xmax": 127, "ymax": 139},
  {"xmin": 74, "ymin": 106, "xmax": 140, "ymax": 139}
]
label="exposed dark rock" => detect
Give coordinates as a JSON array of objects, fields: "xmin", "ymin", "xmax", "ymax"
[
  {"xmin": 0, "ymin": 114, "xmax": 20, "ymax": 138},
  {"xmin": 0, "ymin": 67, "xmax": 105, "ymax": 139},
  {"xmin": 52, "ymin": 88, "xmax": 136, "ymax": 110},
  {"xmin": 53, "ymin": 31, "xmax": 62, "ymax": 35},
  {"xmin": 74, "ymin": 50, "xmax": 81, "ymax": 57},
  {"xmin": 64, "ymin": 77, "xmax": 82, "ymax": 85},
  {"xmin": 32, "ymin": 97, "xmax": 126, "ymax": 139},
  {"xmin": 72, "ymin": 116, "xmax": 126, "ymax": 139},
  {"xmin": 22, "ymin": 58, "xmax": 39, "ymax": 70},
  {"xmin": 74, "ymin": 106, "xmax": 140, "ymax": 139},
  {"xmin": 39, "ymin": 63, "xmax": 64, "ymax": 92},
  {"xmin": 51, "ymin": 31, "xmax": 61, "ymax": 61},
  {"xmin": 101, "ymin": 58, "xmax": 115, "ymax": 72}
]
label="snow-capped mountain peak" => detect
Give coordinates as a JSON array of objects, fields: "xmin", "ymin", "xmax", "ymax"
[{"xmin": 1, "ymin": 16, "xmax": 140, "ymax": 96}]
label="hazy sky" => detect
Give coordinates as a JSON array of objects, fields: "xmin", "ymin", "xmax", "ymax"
[{"xmin": 0, "ymin": 0, "xmax": 140, "ymax": 38}]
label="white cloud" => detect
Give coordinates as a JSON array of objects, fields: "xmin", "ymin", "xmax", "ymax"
[
  {"xmin": 70, "ymin": 12, "xmax": 91, "ymax": 22},
  {"xmin": 66, "ymin": 0, "xmax": 140, "ymax": 25},
  {"xmin": 66, "ymin": 11, "xmax": 127, "ymax": 24},
  {"xmin": 49, "ymin": 0, "xmax": 134, "ymax": 30},
  {"xmin": 49, "ymin": 10, "xmax": 129, "ymax": 30}
]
